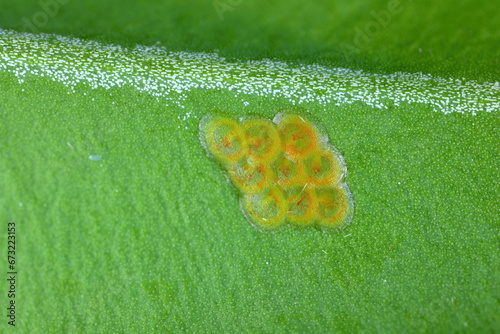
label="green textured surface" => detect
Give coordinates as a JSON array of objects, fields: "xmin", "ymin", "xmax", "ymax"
[
  {"xmin": 1, "ymin": 0, "xmax": 499, "ymax": 81},
  {"xmin": 1, "ymin": 0, "xmax": 500, "ymax": 333},
  {"xmin": 1, "ymin": 71, "xmax": 499, "ymax": 333}
]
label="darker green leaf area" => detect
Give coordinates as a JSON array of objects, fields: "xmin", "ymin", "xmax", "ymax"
[
  {"xmin": 0, "ymin": 72, "xmax": 499, "ymax": 332},
  {"xmin": 1, "ymin": 0, "xmax": 499, "ymax": 81}
]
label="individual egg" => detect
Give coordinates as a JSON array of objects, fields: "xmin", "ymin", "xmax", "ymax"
[
  {"xmin": 241, "ymin": 186, "xmax": 288, "ymax": 232},
  {"xmin": 284, "ymin": 185, "xmax": 318, "ymax": 227},
  {"xmin": 273, "ymin": 154, "xmax": 304, "ymax": 188},
  {"xmin": 274, "ymin": 113, "xmax": 320, "ymax": 159},
  {"xmin": 315, "ymin": 184, "xmax": 354, "ymax": 231},
  {"xmin": 200, "ymin": 114, "xmax": 247, "ymax": 166},
  {"xmin": 242, "ymin": 117, "xmax": 282, "ymax": 165},
  {"xmin": 303, "ymin": 146, "xmax": 346, "ymax": 188},
  {"xmin": 227, "ymin": 159, "xmax": 272, "ymax": 194}
]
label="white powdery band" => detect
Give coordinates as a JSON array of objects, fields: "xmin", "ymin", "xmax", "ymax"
[{"xmin": 0, "ymin": 29, "xmax": 498, "ymax": 115}]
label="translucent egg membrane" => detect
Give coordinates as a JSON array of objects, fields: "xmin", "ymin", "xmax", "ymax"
[{"xmin": 200, "ymin": 112, "xmax": 353, "ymax": 233}]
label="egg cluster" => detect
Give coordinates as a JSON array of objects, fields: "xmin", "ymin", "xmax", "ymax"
[{"xmin": 200, "ymin": 112, "xmax": 353, "ymax": 233}]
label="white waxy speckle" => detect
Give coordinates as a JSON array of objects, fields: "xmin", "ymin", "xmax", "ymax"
[
  {"xmin": 89, "ymin": 155, "xmax": 102, "ymax": 161},
  {"xmin": 0, "ymin": 29, "xmax": 498, "ymax": 116}
]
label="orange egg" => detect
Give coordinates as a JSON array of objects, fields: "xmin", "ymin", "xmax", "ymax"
[
  {"xmin": 274, "ymin": 113, "xmax": 319, "ymax": 159},
  {"xmin": 242, "ymin": 117, "xmax": 282, "ymax": 164},
  {"xmin": 228, "ymin": 159, "xmax": 272, "ymax": 194},
  {"xmin": 273, "ymin": 155, "xmax": 304, "ymax": 188},
  {"xmin": 316, "ymin": 184, "xmax": 354, "ymax": 231},
  {"xmin": 303, "ymin": 147, "xmax": 346, "ymax": 188},
  {"xmin": 285, "ymin": 185, "xmax": 318, "ymax": 227},
  {"xmin": 200, "ymin": 115, "xmax": 247, "ymax": 166},
  {"xmin": 241, "ymin": 185, "xmax": 288, "ymax": 232}
]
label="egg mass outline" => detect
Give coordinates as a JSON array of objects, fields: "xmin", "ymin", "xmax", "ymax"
[{"xmin": 200, "ymin": 112, "xmax": 354, "ymax": 233}]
